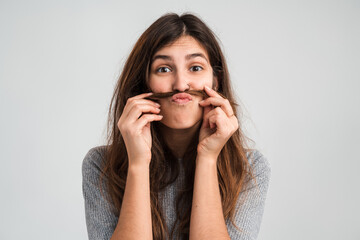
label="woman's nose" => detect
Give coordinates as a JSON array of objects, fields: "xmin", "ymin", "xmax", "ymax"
[{"xmin": 172, "ymin": 71, "xmax": 190, "ymax": 92}]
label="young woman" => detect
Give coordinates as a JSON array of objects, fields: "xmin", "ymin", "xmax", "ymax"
[{"xmin": 82, "ymin": 13, "xmax": 271, "ymax": 240}]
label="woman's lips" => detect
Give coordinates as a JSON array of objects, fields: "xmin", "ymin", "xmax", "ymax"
[
  {"xmin": 171, "ymin": 93, "xmax": 192, "ymax": 104},
  {"xmin": 172, "ymin": 98, "xmax": 191, "ymax": 104}
]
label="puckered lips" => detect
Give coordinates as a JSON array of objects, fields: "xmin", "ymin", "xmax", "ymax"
[{"xmin": 171, "ymin": 93, "xmax": 192, "ymax": 104}]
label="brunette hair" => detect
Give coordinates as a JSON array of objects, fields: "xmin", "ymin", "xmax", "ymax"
[{"xmin": 101, "ymin": 12, "xmax": 256, "ymax": 239}]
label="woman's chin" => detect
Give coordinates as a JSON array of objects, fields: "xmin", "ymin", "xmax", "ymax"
[
  {"xmin": 159, "ymin": 118, "xmax": 202, "ymax": 130},
  {"xmin": 157, "ymin": 107, "xmax": 203, "ymax": 129}
]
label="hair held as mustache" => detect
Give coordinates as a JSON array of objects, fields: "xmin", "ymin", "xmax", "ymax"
[{"xmin": 144, "ymin": 89, "xmax": 238, "ymax": 107}]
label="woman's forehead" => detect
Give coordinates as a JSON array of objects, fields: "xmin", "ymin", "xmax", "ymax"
[{"xmin": 153, "ymin": 35, "xmax": 209, "ymax": 60}]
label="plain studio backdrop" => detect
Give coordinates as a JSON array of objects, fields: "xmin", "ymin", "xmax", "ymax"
[{"xmin": 1, "ymin": 0, "xmax": 359, "ymax": 239}]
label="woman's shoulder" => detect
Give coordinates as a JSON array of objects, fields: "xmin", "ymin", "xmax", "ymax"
[
  {"xmin": 82, "ymin": 145, "xmax": 108, "ymax": 177},
  {"xmin": 245, "ymin": 148, "xmax": 271, "ymax": 183}
]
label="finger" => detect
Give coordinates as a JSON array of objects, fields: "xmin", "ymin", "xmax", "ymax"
[
  {"xmin": 201, "ymin": 105, "xmax": 212, "ymax": 129},
  {"xmin": 208, "ymin": 114, "xmax": 218, "ymax": 129},
  {"xmin": 203, "ymin": 85, "xmax": 222, "ymax": 98},
  {"xmin": 134, "ymin": 113, "xmax": 163, "ymax": 129},
  {"xmin": 123, "ymin": 98, "xmax": 160, "ymax": 118},
  {"xmin": 202, "ymin": 106, "xmax": 223, "ymax": 129},
  {"xmin": 127, "ymin": 104, "xmax": 161, "ymax": 122},
  {"xmin": 199, "ymin": 97, "xmax": 234, "ymax": 118},
  {"xmin": 208, "ymin": 112, "xmax": 236, "ymax": 137},
  {"xmin": 128, "ymin": 98, "xmax": 160, "ymax": 107},
  {"xmin": 130, "ymin": 92, "xmax": 154, "ymax": 100},
  {"xmin": 204, "ymin": 107, "xmax": 226, "ymax": 127}
]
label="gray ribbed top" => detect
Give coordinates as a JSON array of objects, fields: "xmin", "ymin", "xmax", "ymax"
[{"xmin": 82, "ymin": 146, "xmax": 271, "ymax": 240}]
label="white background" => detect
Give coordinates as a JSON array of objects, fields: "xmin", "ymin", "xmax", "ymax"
[{"xmin": 1, "ymin": 0, "xmax": 359, "ymax": 239}]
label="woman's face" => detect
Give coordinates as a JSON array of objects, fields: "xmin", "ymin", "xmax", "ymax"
[{"xmin": 148, "ymin": 35, "xmax": 217, "ymax": 129}]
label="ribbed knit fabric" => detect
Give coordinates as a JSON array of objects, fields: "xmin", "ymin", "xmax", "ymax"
[{"xmin": 82, "ymin": 146, "xmax": 271, "ymax": 240}]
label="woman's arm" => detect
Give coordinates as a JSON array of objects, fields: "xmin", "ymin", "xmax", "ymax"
[
  {"xmin": 110, "ymin": 92, "xmax": 162, "ymax": 239},
  {"xmin": 189, "ymin": 156, "xmax": 230, "ymax": 240},
  {"xmin": 189, "ymin": 151, "xmax": 271, "ymax": 240},
  {"xmin": 190, "ymin": 86, "xmax": 237, "ymax": 239},
  {"xmin": 110, "ymin": 162, "xmax": 152, "ymax": 240},
  {"xmin": 83, "ymin": 92, "xmax": 161, "ymax": 240}
]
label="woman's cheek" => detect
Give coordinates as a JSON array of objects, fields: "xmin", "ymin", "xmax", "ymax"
[
  {"xmin": 148, "ymin": 74, "xmax": 171, "ymax": 91},
  {"xmin": 149, "ymin": 80, "xmax": 169, "ymax": 93},
  {"xmin": 193, "ymin": 72, "xmax": 215, "ymax": 89}
]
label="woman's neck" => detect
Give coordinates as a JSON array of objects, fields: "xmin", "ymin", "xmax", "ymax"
[{"xmin": 158, "ymin": 120, "xmax": 201, "ymax": 159}]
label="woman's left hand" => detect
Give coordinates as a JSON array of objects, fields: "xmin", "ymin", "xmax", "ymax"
[{"xmin": 197, "ymin": 86, "xmax": 239, "ymax": 162}]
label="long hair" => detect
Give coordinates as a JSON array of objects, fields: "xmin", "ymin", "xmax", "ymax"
[{"xmin": 100, "ymin": 12, "xmax": 256, "ymax": 240}]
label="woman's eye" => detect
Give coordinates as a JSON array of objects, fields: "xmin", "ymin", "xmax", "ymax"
[
  {"xmin": 156, "ymin": 67, "xmax": 171, "ymax": 73},
  {"xmin": 190, "ymin": 66, "xmax": 203, "ymax": 72}
]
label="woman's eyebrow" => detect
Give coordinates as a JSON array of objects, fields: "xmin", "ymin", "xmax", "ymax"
[
  {"xmin": 151, "ymin": 53, "xmax": 209, "ymax": 63},
  {"xmin": 185, "ymin": 53, "xmax": 209, "ymax": 63},
  {"xmin": 152, "ymin": 55, "xmax": 172, "ymax": 62}
]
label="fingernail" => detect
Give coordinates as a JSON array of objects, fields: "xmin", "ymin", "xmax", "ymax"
[
  {"xmin": 155, "ymin": 103, "xmax": 160, "ymax": 107},
  {"xmin": 205, "ymin": 86, "xmax": 210, "ymax": 90},
  {"xmin": 199, "ymin": 100, "xmax": 204, "ymax": 104}
]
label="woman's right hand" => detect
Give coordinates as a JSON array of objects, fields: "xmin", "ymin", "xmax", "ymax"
[{"xmin": 117, "ymin": 92, "xmax": 163, "ymax": 167}]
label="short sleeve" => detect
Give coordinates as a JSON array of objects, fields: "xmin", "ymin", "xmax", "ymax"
[
  {"xmin": 226, "ymin": 150, "xmax": 271, "ymax": 240},
  {"xmin": 82, "ymin": 146, "xmax": 119, "ymax": 240}
]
